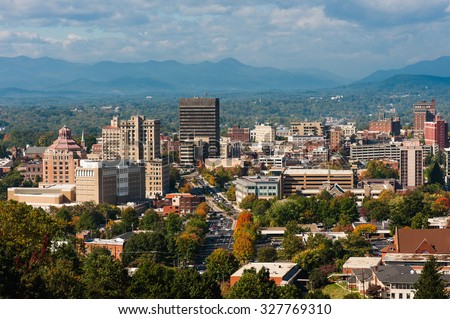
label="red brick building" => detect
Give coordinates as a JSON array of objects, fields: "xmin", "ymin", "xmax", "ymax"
[
  {"xmin": 154, "ymin": 193, "xmax": 205, "ymax": 215},
  {"xmin": 368, "ymin": 117, "xmax": 401, "ymax": 136},
  {"xmin": 329, "ymin": 128, "xmax": 342, "ymax": 152},
  {"xmin": 22, "ymin": 160, "xmax": 43, "ymax": 183},
  {"xmin": 424, "ymin": 114, "xmax": 449, "ymax": 149},
  {"xmin": 414, "ymin": 100, "xmax": 436, "ymax": 137},
  {"xmin": 227, "ymin": 126, "xmax": 250, "ymax": 143}
]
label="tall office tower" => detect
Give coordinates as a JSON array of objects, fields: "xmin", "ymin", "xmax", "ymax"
[
  {"xmin": 42, "ymin": 126, "xmax": 87, "ymax": 185},
  {"xmin": 101, "ymin": 116, "xmax": 121, "ymax": 160},
  {"xmin": 119, "ymin": 116, "xmax": 161, "ymax": 162},
  {"xmin": 424, "ymin": 114, "xmax": 449, "ymax": 149},
  {"xmin": 399, "ymin": 146, "xmax": 423, "ymax": 189},
  {"xmin": 413, "ymin": 100, "xmax": 436, "ymax": 137},
  {"xmin": 179, "ymin": 97, "xmax": 220, "ymax": 158}
]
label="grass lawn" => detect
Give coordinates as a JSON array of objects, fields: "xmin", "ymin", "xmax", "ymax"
[{"xmin": 322, "ymin": 282, "xmax": 361, "ymax": 299}]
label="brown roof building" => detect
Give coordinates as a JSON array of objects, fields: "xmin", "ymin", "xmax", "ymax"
[
  {"xmin": 382, "ymin": 228, "xmax": 450, "ymax": 273},
  {"xmin": 42, "ymin": 126, "xmax": 87, "ymax": 185}
]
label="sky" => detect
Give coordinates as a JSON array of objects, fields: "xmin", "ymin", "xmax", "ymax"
[{"xmin": 1, "ymin": 0, "xmax": 450, "ymax": 79}]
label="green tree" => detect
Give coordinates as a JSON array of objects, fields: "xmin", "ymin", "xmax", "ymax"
[
  {"xmin": 363, "ymin": 160, "xmax": 398, "ymax": 179},
  {"xmin": 81, "ymin": 248, "xmax": 129, "ymax": 298},
  {"xmin": 280, "ymin": 233, "xmax": 304, "ymax": 260},
  {"xmin": 343, "ymin": 292, "xmax": 361, "ymax": 299},
  {"xmin": 305, "ymin": 289, "xmax": 331, "ymax": 299},
  {"xmin": 414, "ymin": 256, "xmax": 449, "ymax": 299},
  {"xmin": 227, "ymin": 267, "xmax": 279, "ymax": 299},
  {"xmin": 140, "ymin": 209, "xmax": 164, "ymax": 231},
  {"xmin": 127, "ymin": 259, "xmax": 176, "ymax": 298},
  {"xmin": 426, "ymin": 162, "xmax": 445, "ymax": 185},
  {"xmin": 206, "ymin": 248, "xmax": 240, "ymax": 283},
  {"xmin": 411, "ymin": 212, "xmax": 430, "ymax": 229},
  {"xmin": 239, "ymin": 194, "xmax": 257, "ymax": 210},
  {"xmin": 257, "ymin": 246, "xmax": 278, "ymax": 262},
  {"xmin": 226, "ymin": 185, "xmax": 236, "ymax": 201},
  {"xmin": 122, "ymin": 232, "xmax": 169, "ymax": 266},
  {"xmin": 42, "ymin": 259, "xmax": 83, "ymax": 298},
  {"xmin": 308, "ymin": 268, "xmax": 328, "ymax": 289},
  {"xmin": 121, "ymin": 207, "xmax": 139, "ymax": 232},
  {"xmin": 171, "ymin": 267, "xmax": 221, "ymax": 299}
]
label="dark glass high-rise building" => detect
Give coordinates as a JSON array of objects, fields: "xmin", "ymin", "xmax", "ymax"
[{"xmin": 179, "ymin": 97, "xmax": 220, "ymax": 158}]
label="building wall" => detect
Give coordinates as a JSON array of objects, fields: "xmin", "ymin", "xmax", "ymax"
[
  {"xmin": 75, "ymin": 160, "xmax": 145, "ymax": 205},
  {"xmin": 228, "ymin": 126, "xmax": 250, "ymax": 143},
  {"xmin": 145, "ymin": 159, "xmax": 170, "ymax": 199},
  {"xmin": 282, "ymin": 169, "xmax": 354, "ymax": 196},
  {"xmin": 291, "ymin": 121, "xmax": 324, "ymax": 136},
  {"xmin": 254, "ymin": 124, "xmax": 276, "ymax": 143},
  {"xmin": 119, "ymin": 116, "xmax": 161, "ymax": 162},
  {"xmin": 414, "ymin": 100, "xmax": 436, "ymax": 136},
  {"xmin": 350, "ymin": 144, "xmax": 400, "ymax": 162},
  {"xmin": 179, "ymin": 97, "xmax": 220, "ymax": 158},
  {"xmin": 399, "ymin": 147, "xmax": 423, "ymax": 189}
]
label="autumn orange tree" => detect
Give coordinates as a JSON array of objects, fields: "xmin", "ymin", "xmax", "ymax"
[
  {"xmin": 353, "ymin": 224, "xmax": 377, "ymax": 237},
  {"xmin": 233, "ymin": 211, "xmax": 258, "ymax": 264},
  {"xmin": 195, "ymin": 202, "xmax": 211, "ymax": 219}
]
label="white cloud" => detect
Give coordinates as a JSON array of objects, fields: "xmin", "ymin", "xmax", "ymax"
[
  {"xmin": 270, "ymin": 6, "xmax": 355, "ymax": 30},
  {"xmin": 0, "ymin": 1, "xmax": 448, "ymax": 78}
]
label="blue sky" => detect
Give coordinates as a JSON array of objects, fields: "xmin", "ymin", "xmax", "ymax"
[{"xmin": 1, "ymin": 0, "xmax": 450, "ymax": 78}]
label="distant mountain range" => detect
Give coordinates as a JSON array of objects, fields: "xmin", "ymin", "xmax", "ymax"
[
  {"xmin": 0, "ymin": 55, "xmax": 450, "ymax": 96},
  {"xmin": 358, "ymin": 56, "xmax": 450, "ymax": 83},
  {"xmin": 0, "ymin": 56, "xmax": 349, "ymax": 96}
]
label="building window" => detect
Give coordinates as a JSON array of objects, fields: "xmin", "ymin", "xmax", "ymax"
[{"xmin": 391, "ymin": 293, "xmax": 395, "ymax": 299}]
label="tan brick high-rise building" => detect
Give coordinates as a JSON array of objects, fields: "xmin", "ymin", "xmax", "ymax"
[
  {"xmin": 42, "ymin": 126, "xmax": 87, "ymax": 185},
  {"xmin": 101, "ymin": 116, "xmax": 121, "ymax": 160},
  {"xmin": 101, "ymin": 115, "xmax": 168, "ymax": 199},
  {"xmin": 119, "ymin": 116, "xmax": 161, "ymax": 162}
]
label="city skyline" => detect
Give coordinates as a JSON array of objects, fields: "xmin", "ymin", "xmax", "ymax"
[{"xmin": 1, "ymin": 1, "xmax": 450, "ymax": 78}]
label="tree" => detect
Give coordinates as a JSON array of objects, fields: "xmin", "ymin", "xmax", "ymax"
[
  {"xmin": 127, "ymin": 259, "xmax": 176, "ymax": 298},
  {"xmin": 280, "ymin": 233, "xmax": 304, "ymax": 260},
  {"xmin": 414, "ymin": 256, "xmax": 449, "ymax": 299},
  {"xmin": 343, "ymin": 292, "xmax": 361, "ymax": 299},
  {"xmin": 366, "ymin": 284, "xmax": 382, "ymax": 299},
  {"xmin": 121, "ymin": 207, "xmax": 139, "ymax": 232},
  {"xmin": 363, "ymin": 160, "xmax": 398, "ymax": 179},
  {"xmin": 353, "ymin": 224, "xmax": 377, "ymax": 237},
  {"xmin": 206, "ymin": 248, "xmax": 240, "ymax": 283},
  {"xmin": 226, "ymin": 185, "xmax": 236, "ymax": 201},
  {"xmin": 411, "ymin": 212, "xmax": 429, "ymax": 229},
  {"xmin": 171, "ymin": 267, "xmax": 221, "ymax": 299},
  {"xmin": 81, "ymin": 248, "xmax": 129, "ymax": 298},
  {"xmin": 42, "ymin": 259, "xmax": 83, "ymax": 298},
  {"xmin": 305, "ymin": 289, "xmax": 331, "ymax": 299},
  {"xmin": 140, "ymin": 209, "xmax": 163, "ymax": 231},
  {"xmin": 233, "ymin": 233, "xmax": 256, "ymax": 264},
  {"xmin": 308, "ymin": 268, "xmax": 328, "ymax": 289},
  {"xmin": 195, "ymin": 202, "xmax": 211, "ymax": 219},
  {"xmin": 239, "ymin": 194, "xmax": 257, "ymax": 210},
  {"xmin": 257, "ymin": 246, "xmax": 278, "ymax": 262},
  {"xmin": 426, "ymin": 162, "xmax": 444, "ymax": 185},
  {"xmin": 227, "ymin": 267, "xmax": 279, "ymax": 299},
  {"xmin": 122, "ymin": 232, "xmax": 169, "ymax": 266}
]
